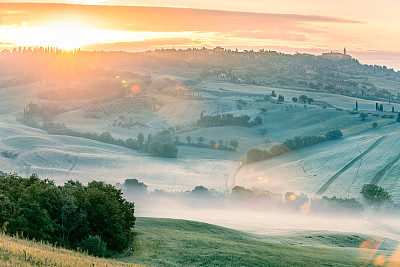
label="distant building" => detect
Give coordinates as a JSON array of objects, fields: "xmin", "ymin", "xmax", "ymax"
[
  {"xmin": 213, "ymin": 46, "xmax": 225, "ymax": 52},
  {"xmin": 321, "ymin": 47, "xmax": 351, "ymax": 60}
]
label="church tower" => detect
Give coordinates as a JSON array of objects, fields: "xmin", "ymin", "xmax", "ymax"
[{"xmin": 344, "ymin": 47, "xmax": 347, "ymax": 55}]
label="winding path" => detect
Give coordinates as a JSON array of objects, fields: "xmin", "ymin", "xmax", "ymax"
[{"xmin": 316, "ymin": 136, "xmax": 386, "ymax": 195}]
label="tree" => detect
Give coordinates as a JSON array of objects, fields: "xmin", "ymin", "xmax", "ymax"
[
  {"xmin": 360, "ymin": 113, "xmax": 368, "ymax": 121},
  {"xmin": 299, "ymin": 95, "xmax": 308, "ymax": 104},
  {"xmin": 307, "ymin": 98, "xmax": 314, "ymax": 104},
  {"xmin": 355, "ymin": 101, "xmax": 358, "ymax": 110},
  {"xmin": 271, "ymin": 90, "xmax": 276, "ymax": 97},
  {"xmin": 218, "ymin": 139, "xmax": 224, "ymax": 147},
  {"xmin": 197, "ymin": 136, "xmax": 204, "ymax": 144},
  {"xmin": 123, "ymin": 179, "xmax": 148, "ymax": 193},
  {"xmin": 79, "ymin": 235, "xmax": 107, "ymax": 257},
  {"xmin": 229, "ymin": 140, "xmax": 239, "ymax": 150},
  {"xmin": 186, "ymin": 135, "xmax": 191, "ymax": 144},
  {"xmin": 99, "ymin": 132, "xmax": 113, "ymax": 143},
  {"xmin": 278, "ymin": 95, "xmax": 284, "ymax": 102},
  {"xmin": 361, "ymin": 184, "xmax": 392, "ymax": 211},
  {"xmin": 209, "ymin": 140, "xmax": 216, "ymax": 148},
  {"xmin": 372, "ymin": 122, "xmax": 378, "ymax": 128},
  {"xmin": 162, "ymin": 142, "xmax": 178, "ymax": 158},
  {"xmin": 380, "ymin": 104, "xmax": 384, "ymax": 112},
  {"xmin": 81, "ymin": 181, "xmax": 135, "ymax": 252},
  {"xmin": 325, "ymin": 130, "xmax": 343, "ymax": 140},
  {"xmin": 148, "ymin": 140, "xmax": 163, "ymax": 156},
  {"xmin": 137, "ymin": 133, "xmax": 144, "ymax": 149},
  {"xmin": 174, "ymin": 135, "xmax": 180, "ymax": 144},
  {"xmin": 292, "ymin": 97, "xmax": 298, "ymax": 103},
  {"xmin": 125, "ymin": 138, "xmax": 135, "ymax": 149}
]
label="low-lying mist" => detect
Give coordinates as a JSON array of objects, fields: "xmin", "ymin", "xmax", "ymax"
[{"xmin": 119, "ymin": 179, "xmax": 400, "ymax": 246}]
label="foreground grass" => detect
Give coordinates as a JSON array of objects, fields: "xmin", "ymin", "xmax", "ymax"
[
  {"xmin": 0, "ymin": 232, "xmax": 138, "ymax": 267},
  {"xmin": 122, "ymin": 217, "xmax": 400, "ymax": 267}
]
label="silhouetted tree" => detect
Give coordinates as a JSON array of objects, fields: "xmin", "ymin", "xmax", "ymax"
[{"xmin": 361, "ymin": 184, "xmax": 392, "ymax": 211}]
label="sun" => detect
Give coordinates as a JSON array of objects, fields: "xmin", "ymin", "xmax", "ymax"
[{"xmin": 3, "ymin": 21, "xmax": 130, "ymax": 51}]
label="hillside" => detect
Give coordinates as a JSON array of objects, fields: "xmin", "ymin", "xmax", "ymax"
[
  {"xmin": 0, "ymin": 232, "xmax": 137, "ymax": 267},
  {"xmin": 120, "ymin": 217, "xmax": 400, "ymax": 267}
]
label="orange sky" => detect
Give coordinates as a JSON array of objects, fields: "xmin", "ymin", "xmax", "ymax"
[{"xmin": 1, "ymin": 1, "xmax": 400, "ymax": 69}]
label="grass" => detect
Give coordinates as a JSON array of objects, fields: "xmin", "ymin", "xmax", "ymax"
[
  {"xmin": 0, "ymin": 232, "xmax": 138, "ymax": 267},
  {"xmin": 121, "ymin": 217, "xmax": 400, "ymax": 267}
]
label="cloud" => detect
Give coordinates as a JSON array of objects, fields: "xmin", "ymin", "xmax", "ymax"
[{"xmin": 0, "ymin": 3, "xmax": 360, "ymax": 33}]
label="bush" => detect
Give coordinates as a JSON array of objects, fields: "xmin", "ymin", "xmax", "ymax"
[
  {"xmin": 325, "ymin": 130, "xmax": 343, "ymax": 140},
  {"xmin": 162, "ymin": 142, "xmax": 178, "ymax": 158},
  {"xmin": 372, "ymin": 122, "xmax": 378, "ymax": 128},
  {"xmin": 80, "ymin": 235, "xmax": 107, "ymax": 257},
  {"xmin": 148, "ymin": 140, "xmax": 163, "ymax": 156}
]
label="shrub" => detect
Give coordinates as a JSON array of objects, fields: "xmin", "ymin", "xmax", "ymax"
[
  {"xmin": 162, "ymin": 142, "xmax": 178, "ymax": 158},
  {"xmin": 80, "ymin": 235, "xmax": 107, "ymax": 257},
  {"xmin": 148, "ymin": 140, "xmax": 163, "ymax": 156},
  {"xmin": 325, "ymin": 130, "xmax": 343, "ymax": 140}
]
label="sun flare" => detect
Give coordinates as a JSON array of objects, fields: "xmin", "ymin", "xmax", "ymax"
[{"xmin": 1, "ymin": 21, "xmax": 148, "ymax": 50}]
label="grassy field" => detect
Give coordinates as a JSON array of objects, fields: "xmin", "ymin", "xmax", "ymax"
[
  {"xmin": 0, "ymin": 232, "xmax": 138, "ymax": 267},
  {"xmin": 121, "ymin": 217, "xmax": 400, "ymax": 267}
]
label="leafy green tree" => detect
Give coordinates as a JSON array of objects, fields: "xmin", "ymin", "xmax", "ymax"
[
  {"xmin": 99, "ymin": 132, "xmax": 113, "ymax": 143},
  {"xmin": 148, "ymin": 140, "xmax": 163, "ymax": 156},
  {"xmin": 137, "ymin": 132, "xmax": 144, "ymax": 149},
  {"xmin": 292, "ymin": 97, "xmax": 298, "ymax": 103},
  {"xmin": 325, "ymin": 130, "xmax": 343, "ymax": 140},
  {"xmin": 82, "ymin": 181, "xmax": 135, "ymax": 252},
  {"xmin": 299, "ymin": 95, "xmax": 308, "ymax": 104},
  {"xmin": 361, "ymin": 184, "xmax": 392, "ymax": 211},
  {"xmin": 307, "ymin": 98, "xmax": 314, "ymax": 104},
  {"xmin": 79, "ymin": 235, "xmax": 107, "ymax": 257},
  {"xmin": 186, "ymin": 135, "xmax": 191, "ymax": 144},
  {"xmin": 197, "ymin": 136, "xmax": 204, "ymax": 144},
  {"xmin": 162, "ymin": 142, "xmax": 178, "ymax": 158}
]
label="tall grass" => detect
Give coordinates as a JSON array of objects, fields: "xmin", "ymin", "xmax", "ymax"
[{"xmin": 0, "ymin": 232, "xmax": 138, "ymax": 267}]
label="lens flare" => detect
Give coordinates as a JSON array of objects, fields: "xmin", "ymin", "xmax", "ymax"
[
  {"xmin": 131, "ymin": 85, "xmax": 141, "ymax": 94},
  {"xmin": 289, "ymin": 194, "xmax": 297, "ymax": 201},
  {"xmin": 300, "ymin": 203, "xmax": 311, "ymax": 214}
]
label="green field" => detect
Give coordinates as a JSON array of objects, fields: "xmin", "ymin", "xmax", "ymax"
[{"xmin": 121, "ymin": 217, "xmax": 399, "ymax": 267}]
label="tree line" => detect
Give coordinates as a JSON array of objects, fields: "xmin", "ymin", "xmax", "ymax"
[
  {"xmin": 247, "ymin": 130, "xmax": 343, "ymax": 163},
  {"xmin": 18, "ymin": 118, "xmax": 178, "ymax": 158},
  {"xmin": 0, "ymin": 173, "xmax": 135, "ymax": 257},
  {"xmin": 196, "ymin": 113, "xmax": 262, "ymax": 128}
]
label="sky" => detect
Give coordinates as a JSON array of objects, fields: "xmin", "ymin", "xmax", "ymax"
[{"xmin": 1, "ymin": 1, "xmax": 400, "ymax": 69}]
